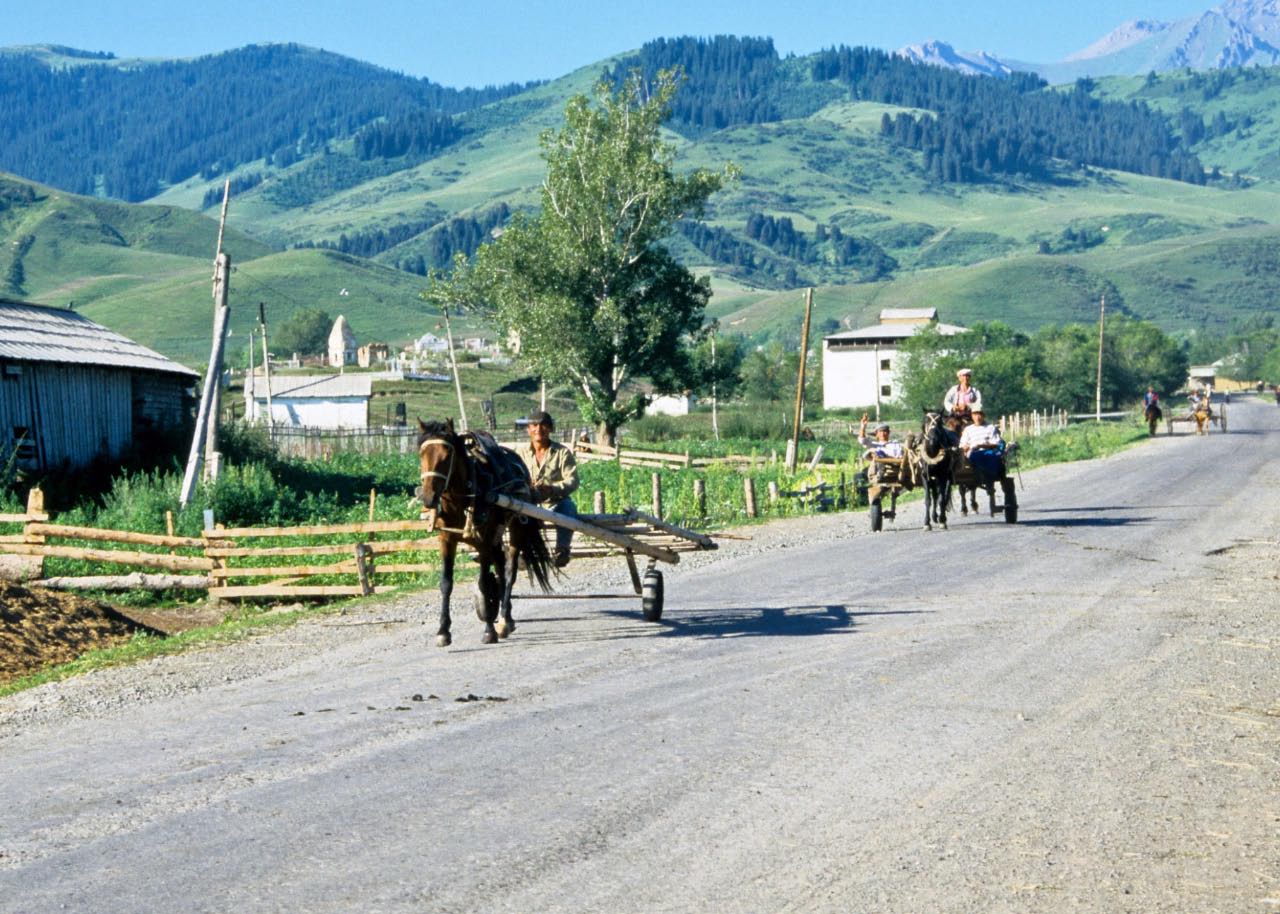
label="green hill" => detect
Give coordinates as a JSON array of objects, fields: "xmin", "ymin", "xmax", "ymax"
[{"xmin": 5, "ymin": 39, "xmax": 1280, "ymax": 362}]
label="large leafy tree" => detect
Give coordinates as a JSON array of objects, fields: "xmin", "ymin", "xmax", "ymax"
[
  {"xmin": 274, "ymin": 307, "xmax": 334, "ymax": 357},
  {"xmin": 426, "ymin": 69, "xmax": 736, "ymax": 443}
]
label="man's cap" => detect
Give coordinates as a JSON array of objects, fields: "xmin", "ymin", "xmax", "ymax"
[
  {"xmin": 971, "ymin": 405, "xmax": 986, "ymax": 415},
  {"xmin": 875, "ymin": 423, "xmax": 891, "ymax": 434},
  {"xmin": 957, "ymin": 368, "xmax": 972, "ymax": 377},
  {"xmin": 527, "ymin": 410, "xmax": 554, "ymax": 427}
]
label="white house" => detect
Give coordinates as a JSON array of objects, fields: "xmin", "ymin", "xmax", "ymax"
[
  {"xmin": 822, "ymin": 308, "xmax": 967, "ymax": 409},
  {"xmin": 648, "ymin": 392, "xmax": 696, "ymax": 416},
  {"xmin": 328, "ymin": 315, "xmax": 357, "ymax": 367},
  {"xmin": 413, "ymin": 332, "xmax": 448, "ymax": 353},
  {"xmin": 244, "ymin": 374, "xmax": 371, "ymax": 428}
]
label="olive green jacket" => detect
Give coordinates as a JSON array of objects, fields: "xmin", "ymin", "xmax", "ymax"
[{"xmin": 515, "ymin": 440, "xmax": 580, "ymax": 503}]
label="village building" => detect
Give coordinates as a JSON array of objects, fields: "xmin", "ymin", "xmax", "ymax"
[
  {"xmin": 822, "ymin": 308, "xmax": 967, "ymax": 410},
  {"xmin": 413, "ymin": 332, "xmax": 449, "ymax": 354},
  {"xmin": 357, "ymin": 342, "xmax": 390, "ymax": 368},
  {"xmin": 648, "ymin": 392, "xmax": 696, "ymax": 416},
  {"xmin": 0, "ymin": 298, "xmax": 198, "ymax": 472},
  {"xmin": 328, "ymin": 315, "xmax": 357, "ymax": 367},
  {"xmin": 244, "ymin": 374, "xmax": 371, "ymax": 428}
]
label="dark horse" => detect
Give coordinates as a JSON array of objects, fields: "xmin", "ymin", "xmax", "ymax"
[
  {"xmin": 917, "ymin": 410, "xmax": 955, "ymax": 529},
  {"xmin": 1144, "ymin": 403, "xmax": 1163, "ymax": 436},
  {"xmin": 416, "ymin": 419, "xmax": 553, "ymax": 647}
]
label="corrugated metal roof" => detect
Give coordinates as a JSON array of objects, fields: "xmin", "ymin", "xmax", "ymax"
[
  {"xmin": 0, "ymin": 298, "xmax": 199, "ymax": 377},
  {"xmin": 250, "ymin": 374, "xmax": 372, "ymax": 399},
  {"xmin": 825, "ymin": 321, "xmax": 968, "ymax": 342}
]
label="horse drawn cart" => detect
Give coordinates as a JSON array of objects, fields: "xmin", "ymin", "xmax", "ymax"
[
  {"xmin": 1167, "ymin": 397, "xmax": 1227, "ymax": 435},
  {"xmin": 952, "ymin": 444, "xmax": 1020, "ymax": 524},
  {"xmin": 863, "ymin": 455, "xmax": 913, "ymax": 532},
  {"xmin": 487, "ymin": 493, "xmax": 716, "ymax": 622}
]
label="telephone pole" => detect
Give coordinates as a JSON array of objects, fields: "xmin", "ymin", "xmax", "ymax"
[
  {"xmin": 1095, "ymin": 294, "xmax": 1106, "ymax": 422},
  {"xmin": 786, "ymin": 287, "xmax": 814, "ymax": 473}
]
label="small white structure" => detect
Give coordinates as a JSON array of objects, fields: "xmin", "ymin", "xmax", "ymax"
[
  {"xmin": 1188, "ymin": 364, "xmax": 1217, "ymax": 389},
  {"xmin": 822, "ymin": 308, "xmax": 967, "ymax": 409},
  {"xmin": 328, "ymin": 315, "xmax": 357, "ymax": 367},
  {"xmin": 648, "ymin": 392, "xmax": 696, "ymax": 416},
  {"xmin": 414, "ymin": 332, "xmax": 449, "ymax": 353},
  {"xmin": 245, "ymin": 374, "xmax": 371, "ymax": 428}
]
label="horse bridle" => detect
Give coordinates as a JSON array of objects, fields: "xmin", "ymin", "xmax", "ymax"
[{"xmin": 418, "ymin": 437, "xmax": 457, "ymax": 510}]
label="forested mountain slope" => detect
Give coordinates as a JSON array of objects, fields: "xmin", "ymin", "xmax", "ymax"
[{"xmin": 3, "ymin": 37, "xmax": 1280, "ymax": 361}]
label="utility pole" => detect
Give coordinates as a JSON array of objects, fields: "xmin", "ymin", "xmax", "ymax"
[
  {"xmin": 259, "ymin": 301, "xmax": 274, "ymax": 429},
  {"xmin": 181, "ymin": 251, "xmax": 232, "ymax": 506},
  {"xmin": 709, "ymin": 321, "xmax": 720, "ymax": 442},
  {"xmin": 442, "ymin": 302, "xmax": 468, "ymax": 431},
  {"xmin": 1095, "ymin": 293, "xmax": 1106, "ymax": 422},
  {"xmin": 180, "ymin": 181, "xmax": 232, "ymax": 507},
  {"xmin": 786, "ymin": 287, "xmax": 815, "ymax": 473}
]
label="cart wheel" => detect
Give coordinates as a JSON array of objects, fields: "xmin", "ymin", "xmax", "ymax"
[
  {"xmin": 1220, "ymin": 413, "xmax": 1227, "ymax": 433},
  {"xmin": 869, "ymin": 501, "xmax": 883, "ymax": 532},
  {"xmin": 1001, "ymin": 479, "xmax": 1018, "ymax": 523},
  {"xmin": 641, "ymin": 570, "xmax": 664, "ymax": 622}
]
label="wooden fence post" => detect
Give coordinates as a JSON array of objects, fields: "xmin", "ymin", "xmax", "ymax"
[
  {"xmin": 767, "ymin": 481, "xmax": 780, "ymax": 504},
  {"xmin": 744, "ymin": 478, "xmax": 758, "ymax": 518},
  {"xmin": 368, "ymin": 488, "xmax": 377, "ymax": 522},
  {"xmin": 693, "ymin": 479, "xmax": 706, "ymax": 518},
  {"xmin": 593, "ymin": 490, "xmax": 606, "ymax": 514},
  {"xmin": 354, "ymin": 543, "xmax": 373, "ymax": 597},
  {"xmin": 651, "ymin": 473, "xmax": 663, "ymax": 520}
]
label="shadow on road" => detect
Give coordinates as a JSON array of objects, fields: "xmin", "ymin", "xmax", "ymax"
[
  {"xmin": 484, "ymin": 604, "xmax": 929, "ymax": 649},
  {"xmin": 648, "ymin": 604, "xmax": 929, "ymax": 640},
  {"xmin": 1017, "ymin": 515, "xmax": 1160, "ymax": 528}
]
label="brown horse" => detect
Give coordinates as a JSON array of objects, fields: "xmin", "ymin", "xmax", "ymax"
[
  {"xmin": 417, "ymin": 419, "xmax": 553, "ymax": 647},
  {"xmin": 1144, "ymin": 403, "xmax": 1163, "ymax": 436}
]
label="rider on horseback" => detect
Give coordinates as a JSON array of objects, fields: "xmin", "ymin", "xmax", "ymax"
[
  {"xmin": 1143, "ymin": 386, "xmax": 1159, "ymax": 410},
  {"xmin": 943, "ymin": 368, "xmax": 982, "ymax": 423}
]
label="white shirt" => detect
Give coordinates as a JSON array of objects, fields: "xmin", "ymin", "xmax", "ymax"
[
  {"xmin": 859, "ymin": 433, "xmax": 904, "ymax": 459},
  {"xmin": 960, "ymin": 423, "xmax": 1002, "ymax": 452}
]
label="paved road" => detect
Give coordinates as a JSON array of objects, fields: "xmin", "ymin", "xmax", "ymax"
[{"xmin": 3, "ymin": 399, "xmax": 1277, "ymax": 913}]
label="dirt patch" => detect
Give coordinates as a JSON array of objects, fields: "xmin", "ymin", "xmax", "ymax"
[{"xmin": 0, "ymin": 583, "xmax": 166, "ymax": 684}]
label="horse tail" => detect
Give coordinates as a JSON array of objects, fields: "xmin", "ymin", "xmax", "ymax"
[{"xmin": 517, "ymin": 517, "xmax": 555, "ymax": 593}]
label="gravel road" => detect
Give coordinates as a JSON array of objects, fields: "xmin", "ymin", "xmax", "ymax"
[{"xmin": 2, "ymin": 399, "xmax": 1277, "ymax": 914}]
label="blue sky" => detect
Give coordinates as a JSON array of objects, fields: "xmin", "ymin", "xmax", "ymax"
[{"xmin": 6, "ymin": 0, "xmax": 1217, "ymax": 87}]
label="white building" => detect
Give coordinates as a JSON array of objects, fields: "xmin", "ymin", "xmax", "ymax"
[
  {"xmin": 328, "ymin": 315, "xmax": 357, "ymax": 367},
  {"xmin": 822, "ymin": 308, "xmax": 967, "ymax": 409},
  {"xmin": 648, "ymin": 392, "xmax": 696, "ymax": 416},
  {"xmin": 244, "ymin": 374, "xmax": 371, "ymax": 428},
  {"xmin": 413, "ymin": 332, "xmax": 448, "ymax": 353}
]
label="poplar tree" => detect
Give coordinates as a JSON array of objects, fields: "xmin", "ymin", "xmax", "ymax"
[{"xmin": 426, "ymin": 69, "xmax": 736, "ymax": 444}]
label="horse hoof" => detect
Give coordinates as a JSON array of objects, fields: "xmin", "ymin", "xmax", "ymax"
[
  {"xmin": 481, "ymin": 630, "xmax": 498, "ymax": 645},
  {"xmin": 436, "ymin": 633, "xmax": 451, "ymax": 648},
  {"xmin": 495, "ymin": 619, "xmax": 514, "ymax": 639}
]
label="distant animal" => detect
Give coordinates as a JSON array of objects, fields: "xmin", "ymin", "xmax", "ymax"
[
  {"xmin": 416, "ymin": 419, "xmax": 553, "ymax": 646},
  {"xmin": 1144, "ymin": 403, "xmax": 1163, "ymax": 436}
]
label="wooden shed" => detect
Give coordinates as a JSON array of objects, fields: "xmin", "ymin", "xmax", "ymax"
[{"xmin": 0, "ymin": 298, "xmax": 198, "ymax": 472}]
